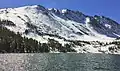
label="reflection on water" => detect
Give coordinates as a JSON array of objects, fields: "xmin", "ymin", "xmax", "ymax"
[{"xmin": 0, "ymin": 53, "xmax": 120, "ymax": 71}]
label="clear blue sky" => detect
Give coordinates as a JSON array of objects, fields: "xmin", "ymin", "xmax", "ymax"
[{"xmin": 0, "ymin": 0, "xmax": 120, "ymax": 23}]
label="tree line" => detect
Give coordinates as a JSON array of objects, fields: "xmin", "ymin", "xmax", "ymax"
[{"xmin": 0, "ymin": 20, "xmax": 76, "ymax": 53}]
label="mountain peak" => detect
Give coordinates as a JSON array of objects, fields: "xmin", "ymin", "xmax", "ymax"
[{"xmin": 31, "ymin": 5, "xmax": 46, "ymax": 10}]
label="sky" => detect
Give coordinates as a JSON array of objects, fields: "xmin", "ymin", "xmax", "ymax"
[{"xmin": 0, "ymin": 0, "xmax": 120, "ymax": 23}]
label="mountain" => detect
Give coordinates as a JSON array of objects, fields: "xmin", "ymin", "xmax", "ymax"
[{"xmin": 0, "ymin": 5, "xmax": 120, "ymax": 54}]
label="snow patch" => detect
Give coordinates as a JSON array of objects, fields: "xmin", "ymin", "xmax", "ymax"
[
  {"xmin": 105, "ymin": 24, "xmax": 111, "ymax": 29},
  {"xmin": 61, "ymin": 9, "xmax": 67, "ymax": 13}
]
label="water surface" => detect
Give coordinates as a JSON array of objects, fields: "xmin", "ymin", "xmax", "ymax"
[{"xmin": 0, "ymin": 53, "xmax": 120, "ymax": 71}]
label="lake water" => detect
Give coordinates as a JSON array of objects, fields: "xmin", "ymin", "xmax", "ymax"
[{"xmin": 0, "ymin": 53, "xmax": 120, "ymax": 71}]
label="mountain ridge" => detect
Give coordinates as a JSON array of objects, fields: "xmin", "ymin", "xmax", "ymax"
[{"xmin": 0, "ymin": 5, "xmax": 120, "ymax": 54}]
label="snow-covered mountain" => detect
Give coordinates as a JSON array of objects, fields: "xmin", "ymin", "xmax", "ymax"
[{"xmin": 0, "ymin": 5, "xmax": 120, "ymax": 54}]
